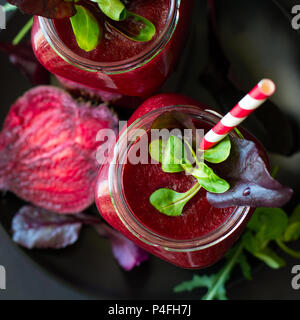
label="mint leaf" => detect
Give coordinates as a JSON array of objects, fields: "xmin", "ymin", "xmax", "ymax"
[
  {"xmin": 107, "ymin": 11, "xmax": 156, "ymax": 42},
  {"xmin": 149, "ymin": 184, "xmax": 201, "ymax": 217},
  {"xmin": 95, "ymin": 0, "xmax": 126, "ymax": 21},
  {"xmin": 203, "ymin": 136, "xmax": 231, "ymax": 164},
  {"xmin": 70, "ymin": 5, "xmax": 102, "ymax": 52}
]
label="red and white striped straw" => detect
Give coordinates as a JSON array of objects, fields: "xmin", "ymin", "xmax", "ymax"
[{"xmin": 200, "ymin": 79, "xmax": 276, "ymax": 150}]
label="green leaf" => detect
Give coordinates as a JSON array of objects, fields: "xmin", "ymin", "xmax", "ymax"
[
  {"xmin": 276, "ymin": 239, "xmax": 300, "ymax": 259},
  {"xmin": 188, "ymin": 164, "xmax": 230, "ymax": 194},
  {"xmin": 174, "ymin": 274, "xmax": 217, "ymax": 293},
  {"xmin": 149, "ymin": 139, "xmax": 166, "ymax": 163},
  {"xmin": 289, "ymin": 204, "xmax": 300, "ymax": 224},
  {"xmin": 283, "ymin": 222, "xmax": 300, "ymax": 242},
  {"xmin": 174, "ymin": 274, "xmax": 227, "ymax": 300},
  {"xmin": 95, "ymin": 0, "xmax": 126, "ymax": 21},
  {"xmin": 203, "ymin": 136, "xmax": 231, "ymax": 164},
  {"xmin": 237, "ymin": 252, "xmax": 252, "ymax": 280},
  {"xmin": 234, "ymin": 127, "xmax": 244, "ymax": 139},
  {"xmin": 149, "ymin": 184, "xmax": 201, "ymax": 217},
  {"xmin": 243, "ymin": 232, "xmax": 286, "ymax": 269},
  {"xmin": 242, "ymin": 231, "xmax": 263, "ymax": 253},
  {"xmin": 252, "ymin": 247, "xmax": 286, "ymax": 269},
  {"xmin": 107, "ymin": 11, "xmax": 156, "ymax": 42},
  {"xmin": 70, "ymin": 5, "xmax": 102, "ymax": 52},
  {"xmin": 247, "ymin": 208, "xmax": 288, "ymax": 242},
  {"xmin": 202, "ymin": 269, "xmax": 228, "ymax": 301},
  {"xmin": 161, "ymin": 136, "xmax": 188, "ymax": 173}
]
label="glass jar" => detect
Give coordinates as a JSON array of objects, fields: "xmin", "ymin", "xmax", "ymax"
[
  {"xmin": 31, "ymin": 0, "xmax": 193, "ymax": 99},
  {"xmin": 95, "ymin": 94, "xmax": 261, "ymax": 269}
]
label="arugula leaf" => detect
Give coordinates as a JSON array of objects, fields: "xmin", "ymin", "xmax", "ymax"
[
  {"xmin": 289, "ymin": 204, "xmax": 300, "ymax": 224},
  {"xmin": 107, "ymin": 11, "xmax": 156, "ymax": 42},
  {"xmin": 203, "ymin": 136, "xmax": 231, "ymax": 164},
  {"xmin": 251, "ymin": 247, "xmax": 286, "ymax": 269},
  {"xmin": 247, "ymin": 208, "xmax": 288, "ymax": 242},
  {"xmin": 236, "ymin": 252, "xmax": 252, "ymax": 280},
  {"xmin": 174, "ymin": 204, "xmax": 300, "ymax": 300},
  {"xmin": 282, "ymin": 204, "xmax": 300, "ymax": 242},
  {"xmin": 174, "ymin": 274, "xmax": 217, "ymax": 293},
  {"xmin": 283, "ymin": 223, "xmax": 300, "ymax": 242},
  {"xmin": 174, "ymin": 274, "xmax": 227, "ymax": 300},
  {"xmin": 149, "ymin": 184, "xmax": 201, "ymax": 217},
  {"xmin": 94, "ymin": 0, "xmax": 126, "ymax": 21},
  {"xmin": 243, "ymin": 208, "xmax": 288, "ymax": 269},
  {"xmin": 70, "ymin": 5, "xmax": 102, "ymax": 52}
]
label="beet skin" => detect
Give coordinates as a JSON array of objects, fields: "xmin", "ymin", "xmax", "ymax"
[{"xmin": 0, "ymin": 86, "xmax": 118, "ymax": 213}]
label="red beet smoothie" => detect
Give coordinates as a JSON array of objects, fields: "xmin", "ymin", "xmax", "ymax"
[
  {"xmin": 95, "ymin": 94, "xmax": 261, "ymax": 269},
  {"xmin": 31, "ymin": 1, "xmax": 193, "ymax": 98},
  {"xmin": 54, "ymin": 0, "xmax": 169, "ymax": 63},
  {"xmin": 122, "ymin": 128, "xmax": 234, "ymax": 241}
]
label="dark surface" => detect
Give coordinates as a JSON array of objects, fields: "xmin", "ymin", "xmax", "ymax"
[{"xmin": 0, "ymin": 0, "xmax": 300, "ymax": 300}]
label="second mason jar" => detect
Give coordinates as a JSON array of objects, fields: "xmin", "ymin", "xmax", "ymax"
[{"xmin": 31, "ymin": 0, "xmax": 193, "ymax": 99}]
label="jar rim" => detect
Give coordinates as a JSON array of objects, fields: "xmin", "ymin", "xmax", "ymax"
[
  {"xmin": 38, "ymin": 0, "xmax": 179, "ymax": 75},
  {"xmin": 106, "ymin": 105, "xmax": 251, "ymax": 252}
]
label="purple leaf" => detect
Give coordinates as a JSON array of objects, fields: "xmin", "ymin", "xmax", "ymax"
[
  {"xmin": 0, "ymin": 43, "xmax": 50, "ymax": 85},
  {"xmin": 12, "ymin": 206, "xmax": 83, "ymax": 249},
  {"xmin": 7, "ymin": 0, "xmax": 76, "ymax": 19},
  {"xmin": 11, "ymin": 205, "xmax": 148, "ymax": 271},
  {"xmin": 207, "ymin": 138, "xmax": 293, "ymax": 208},
  {"xmin": 95, "ymin": 224, "xmax": 149, "ymax": 271}
]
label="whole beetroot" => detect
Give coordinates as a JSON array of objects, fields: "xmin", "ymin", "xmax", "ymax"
[{"xmin": 0, "ymin": 86, "xmax": 118, "ymax": 214}]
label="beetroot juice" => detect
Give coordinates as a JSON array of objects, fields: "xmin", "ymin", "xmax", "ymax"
[
  {"xmin": 95, "ymin": 94, "xmax": 263, "ymax": 269},
  {"xmin": 31, "ymin": 0, "xmax": 193, "ymax": 99},
  {"xmin": 122, "ymin": 131, "xmax": 235, "ymax": 241}
]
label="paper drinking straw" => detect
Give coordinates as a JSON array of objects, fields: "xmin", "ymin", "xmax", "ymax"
[{"xmin": 200, "ymin": 79, "xmax": 276, "ymax": 150}]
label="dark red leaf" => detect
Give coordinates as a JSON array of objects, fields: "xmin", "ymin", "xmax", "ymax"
[
  {"xmin": 7, "ymin": 0, "xmax": 76, "ymax": 19},
  {"xmin": 12, "ymin": 205, "xmax": 83, "ymax": 249},
  {"xmin": 12, "ymin": 205, "xmax": 148, "ymax": 270},
  {"xmin": 95, "ymin": 224, "xmax": 149, "ymax": 271},
  {"xmin": 0, "ymin": 42, "xmax": 50, "ymax": 85},
  {"xmin": 207, "ymin": 138, "xmax": 293, "ymax": 208}
]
